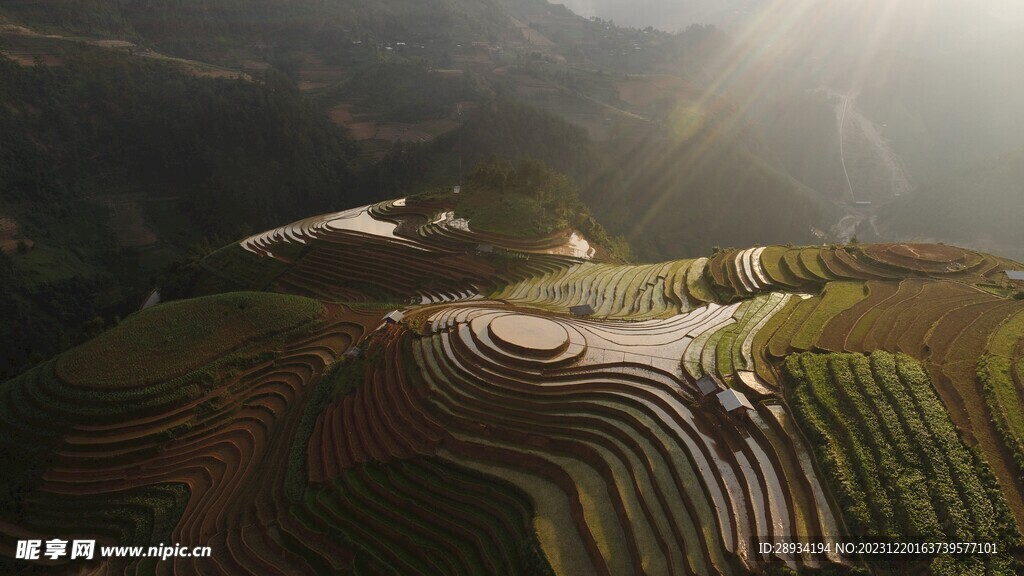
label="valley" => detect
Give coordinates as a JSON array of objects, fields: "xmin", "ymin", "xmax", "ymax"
[{"xmin": 828, "ymin": 90, "xmax": 915, "ymax": 242}]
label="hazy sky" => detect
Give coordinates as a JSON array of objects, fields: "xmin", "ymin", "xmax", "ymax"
[
  {"xmin": 554, "ymin": 0, "xmax": 759, "ymax": 30},
  {"xmin": 554, "ymin": 0, "xmax": 1024, "ymax": 33}
]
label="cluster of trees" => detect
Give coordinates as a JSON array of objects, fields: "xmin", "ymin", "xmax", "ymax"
[
  {"xmin": 0, "ymin": 252, "xmax": 114, "ymax": 379},
  {"xmin": 458, "ymin": 157, "xmax": 584, "ymax": 235}
]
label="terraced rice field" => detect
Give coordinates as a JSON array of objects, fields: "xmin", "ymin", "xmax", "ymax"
[
  {"xmin": 403, "ymin": 306, "xmax": 841, "ymax": 574},
  {"xmin": 0, "ymin": 300, "xmax": 382, "ymax": 573},
  {"xmin": 5, "ymin": 197, "xmax": 1024, "ymax": 574},
  {"xmin": 493, "ymin": 258, "xmax": 705, "ymax": 318},
  {"xmin": 722, "ymin": 244, "xmax": 1016, "ymax": 301}
]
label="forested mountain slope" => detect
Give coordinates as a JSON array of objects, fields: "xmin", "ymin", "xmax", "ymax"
[{"xmin": 0, "ymin": 50, "xmax": 360, "ymax": 378}]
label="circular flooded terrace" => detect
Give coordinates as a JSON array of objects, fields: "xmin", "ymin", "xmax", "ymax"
[{"xmin": 488, "ymin": 315, "xmax": 570, "ymax": 358}]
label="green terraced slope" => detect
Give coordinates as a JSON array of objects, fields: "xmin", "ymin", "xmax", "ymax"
[{"xmin": 4, "ymin": 198, "xmax": 1024, "ymax": 575}]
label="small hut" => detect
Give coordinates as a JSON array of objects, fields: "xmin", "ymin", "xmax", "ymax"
[
  {"xmin": 569, "ymin": 304, "xmax": 595, "ymax": 317},
  {"xmin": 716, "ymin": 388, "xmax": 754, "ymax": 416},
  {"xmin": 383, "ymin": 310, "xmax": 405, "ymax": 324},
  {"xmin": 696, "ymin": 374, "xmax": 721, "ymax": 398}
]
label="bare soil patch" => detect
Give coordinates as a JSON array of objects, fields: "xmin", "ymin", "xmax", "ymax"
[
  {"xmin": 297, "ymin": 53, "xmax": 347, "ymax": 91},
  {"xmin": 346, "ymin": 122, "xmax": 378, "ymax": 141},
  {"xmin": 107, "ymin": 200, "xmax": 158, "ymax": 247},
  {"xmin": 343, "ymin": 118, "xmax": 460, "ymax": 143},
  {"xmin": 452, "ymin": 53, "xmax": 494, "ymax": 66},
  {"xmin": 86, "ymin": 39, "xmax": 134, "ymax": 49},
  {"xmin": 328, "ymin": 104, "xmax": 354, "ymax": 126},
  {"xmin": 888, "ymin": 243, "xmax": 964, "ymax": 263},
  {"xmin": 1, "ymin": 51, "xmax": 63, "ymax": 66},
  {"xmin": 0, "ymin": 217, "xmax": 33, "ymax": 254},
  {"xmin": 510, "ymin": 16, "xmax": 556, "ymax": 48},
  {"xmin": 176, "ymin": 63, "xmax": 246, "ymax": 80},
  {"xmin": 375, "ymin": 121, "xmax": 456, "ymax": 143},
  {"xmin": 238, "ymin": 59, "xmax": 272, "ymax": 72},
  {"xmin": 614, "ymin": 75, "xmax": 688, "ymax": 109}
]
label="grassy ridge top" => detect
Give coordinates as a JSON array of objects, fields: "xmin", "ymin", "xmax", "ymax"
[
  {"xmin": 57, "ymin": 292, "xmax": 325, "ymax": 388},
  {"xmin": 414, "ymin": 159, "xmax": 633, "ymax": 260},
  {"xmin": 415, "ymin": 159, "xmax": 583, "ymax": 238}
]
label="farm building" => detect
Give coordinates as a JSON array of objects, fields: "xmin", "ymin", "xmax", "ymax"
[
  {"xmin": 1006, "ymin": 270, "xmax": 1024, "ymax": 282},
  {"xmin": 139, "ymin": 288, "xmax": 161, "ymax": 311},
  {"xmin": 717, "ymin": 388, "xmax": 754, "ymax": 415},
  {"xmin": 570, "ymin": 304, "xmax": 595, "ymax": 317},
  {"xmin": 696, "ymin": 374, "xmax": 721, "ymax": 398},
  {"xmin": 383, "ymin": 310, "xmax": 405, "ymax": 324}
]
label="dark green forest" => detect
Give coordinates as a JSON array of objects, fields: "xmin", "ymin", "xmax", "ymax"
[{"xmin": 0, "ymin": 49, "xmax": 362, "ymax": 378}]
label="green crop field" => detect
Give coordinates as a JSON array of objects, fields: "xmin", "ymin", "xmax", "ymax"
[
  {"xmin": 785, "ymin": 351, "xmax": 1019, "ymax": 574},
  {"xmin": 57, "ymin": 292, "xmax": 325, "ymax": 388},
  {"xmin": 979, "ymin": 309, "xmax": 1024, "ymax": 481}
]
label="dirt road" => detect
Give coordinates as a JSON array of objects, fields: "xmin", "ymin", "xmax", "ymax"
[{"xmin": 831, "ymin": 91, "xmax": 913, "ymax": 241}]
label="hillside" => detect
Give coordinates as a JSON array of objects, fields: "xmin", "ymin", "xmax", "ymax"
[
  {"xmin": 0, "ymin": 0, "xmax": 842, "ymax": 379},
  {"xmin": 373, "ymin": 96, "xmax": 835, "ymax": 262},
  {"xmin": 696, "ymin": 0, "xmax": 1024, "ymax": 259},
  {"xmin": 878, "ymin": 147, "xmax": 1024, "ymax": 261},
  {"xmin": 0, "ymin": 0, "xmax": 519, "ymax": 56},
  {"xmin": 580, "ymin": 109, "xmax": 835, "ymax": 259},
  {"xmin": 0, "ymin": 48, "xmax": 363, "ymax": 380},
  {"xmin": 3, "ymin": 1, "xmax": 1024, "ymax": 573},
  {"xmin": 4, "ymin": 0, "xmax": 1022, "ymax": 262},
  {"xmin": 4, "ymin": 199, "xmax": 1024, "ymax": 574},
  {"xmin": 556, "ymin": 0, "xmax": 761, "ymax": 29}
]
